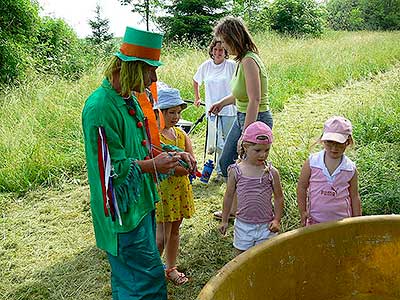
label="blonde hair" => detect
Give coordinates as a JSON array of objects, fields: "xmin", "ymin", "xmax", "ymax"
[
  {"xmin": 238, "ymin": 141, "xmax": 254, "ymax": 161},
  {"xmin": 104, "ymin": 56, "xmax": 147, "ymax": 96},
  {"xmin": 213, "ymin": 17, "xmax": 258, "ymax": 61}
]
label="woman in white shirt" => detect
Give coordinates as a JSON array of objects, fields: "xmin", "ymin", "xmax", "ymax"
[{"xmin": 193, "ymin": 38, "xmax": 236, "ymax": 179}]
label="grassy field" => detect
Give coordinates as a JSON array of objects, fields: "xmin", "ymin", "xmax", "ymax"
[{"xmin": 0, "ymin": 31, "xmax": 400, "ymax": 299}]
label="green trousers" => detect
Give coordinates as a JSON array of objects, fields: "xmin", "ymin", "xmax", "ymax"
[{"xmin": 107, "ymin": 211, "xmax": 167, "ymax": 300}]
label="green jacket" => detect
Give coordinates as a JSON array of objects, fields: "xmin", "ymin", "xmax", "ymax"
[{"xmin": 82, "ymin": 79, "xmax": 158, "ymax": 256}]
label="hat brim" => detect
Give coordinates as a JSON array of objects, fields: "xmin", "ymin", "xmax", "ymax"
[
  {"xmin": 321, "ymin": 132, "xmax": 348, "ymax": 143},
  {"xmin": 154, "ymin": 102, "xmax": 187, "ymax": 111},
  {"xmin": 115, "ymin": 52, "xmax": 163, "ymax": 67}
]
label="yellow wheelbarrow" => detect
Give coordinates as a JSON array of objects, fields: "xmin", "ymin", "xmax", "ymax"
[{"xmin": 197, "ymin": 215, "xmax": 400, "ymax": 300}]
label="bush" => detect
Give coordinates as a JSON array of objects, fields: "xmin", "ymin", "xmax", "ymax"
[
  {"xmin": 270, "ymin": 0, "xmax": 326, "ymax": 37},
  {"xmin": 0, "ymin": 0, "xmax": 40, "ymax": 83},
  {"xmin": 34, "ymin": 17, "xmax": 93, "ymax": 80},
  {"xmin": 0, "ymin": 34, "xmax": 33, "ymax": 84},
  {"xmin": 0, "ymin": 1, "xmax": 100, "ymax": 84}
]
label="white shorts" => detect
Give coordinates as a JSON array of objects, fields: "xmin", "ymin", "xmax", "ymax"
[{"xmin": 233, "ymin": 218, "xmax": 277, "ymax": 251}]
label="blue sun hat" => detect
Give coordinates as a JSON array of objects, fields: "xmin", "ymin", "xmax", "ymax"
[{"xmin": 154, "ymin": 88, "xmax": 188, "ymax": 110}]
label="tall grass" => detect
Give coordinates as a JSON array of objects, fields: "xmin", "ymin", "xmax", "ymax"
[
  {"xmin": 0, "ymin": 31, "xmax": 399, "ymax": 194},
  {"xmin": 160, "ymin": 31, "xmax": 400, "ymax": 112},
  {"xmin": 0, "ymin": 65, "xmax": 104, "ymax": 193}
]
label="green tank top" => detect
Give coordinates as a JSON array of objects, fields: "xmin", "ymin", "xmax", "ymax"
[{"xmin": 231, "ymin": 51, "xmax": 269, "ymax": 113}]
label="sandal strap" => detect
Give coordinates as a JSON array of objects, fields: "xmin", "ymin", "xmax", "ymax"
[
  {"xmin": 165, "ymin": 266, "xmax": 188, "ymax": 285},
  {"xmin": 165, "ymin": 266, "xmax": 177, "ymax": 276}
]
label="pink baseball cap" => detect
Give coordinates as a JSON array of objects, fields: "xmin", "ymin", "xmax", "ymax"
[
  {"xmin": 242, "ymin": 121, "xmax": 273, "ymax": 144},
  {"xmin": 321, "ymin": 116, "xmax": 352, "ymax": 143}
]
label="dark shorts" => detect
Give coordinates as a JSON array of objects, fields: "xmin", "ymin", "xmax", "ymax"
[{"xmin": 107, "ymin": 211, "xmax": 167, "ymax": 300}]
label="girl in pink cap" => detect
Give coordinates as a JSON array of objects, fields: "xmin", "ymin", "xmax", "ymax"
[
  {"xmin": 219, "ymin": 121, "xmax": 284, "ymax": 254},
  {"xmin": 297, "ymin": 116, "xmax": 362, "ymax": 226}
]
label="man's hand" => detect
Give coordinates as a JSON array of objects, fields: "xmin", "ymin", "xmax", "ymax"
[{"xmin": 153, "ymin": 152, "xmax": 180, "ymax": 174}]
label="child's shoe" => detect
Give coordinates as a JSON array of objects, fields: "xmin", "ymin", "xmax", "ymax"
[{"xmin": 165, "ymin": 266, "xmax": 188, "ymax": 286}]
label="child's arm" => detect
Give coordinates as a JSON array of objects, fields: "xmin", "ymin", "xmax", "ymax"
[
  {"xmin": 173, "ymin": 131, "xmax": 196, "ymax": 176},
  {"xmin": 269, "ymin": 167, "xmax": 284, "ymax": 233},
  {"xmin": 297, "ymin": 159, "xmax": 311, "ymax": 226},
  {"xmin": 219, "ymin": 167, "xmax": 237, "ymax": 236},
  {"xmin": 349, "ymin": 169, "xmax": 362, "ymax": 217}
]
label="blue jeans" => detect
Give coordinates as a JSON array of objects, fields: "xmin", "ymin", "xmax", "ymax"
[{"xmin": 219, "ymin": 111, "xmax": 273, "ymax": 178}]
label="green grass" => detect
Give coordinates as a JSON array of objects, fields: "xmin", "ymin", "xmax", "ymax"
[{"xmin": 1, "ymin": 31, "xmax": 400, "ymax": 299}]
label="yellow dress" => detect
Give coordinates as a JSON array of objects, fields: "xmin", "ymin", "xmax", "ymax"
[{"xmin": 156, "ymin": 127, "xmax": 195, "ymax": 223}]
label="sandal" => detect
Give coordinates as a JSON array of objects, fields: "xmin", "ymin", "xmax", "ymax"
[
  {"xmin": 165, "ymin": 266, "xmax": 188, "ymax": 286},
  {"xmin": 213, "ymin": 210, "xmax": 235, "ymax": 220}
]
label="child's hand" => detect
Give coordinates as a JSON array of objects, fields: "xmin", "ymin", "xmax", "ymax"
[
  {"xmin": 300, "ymin": 211, "xmax": 309, "ymax": 227},
  {"xmin": 269, "ymin": 219, "xmax": 280, "ymax": 233},
  {"xmin": 219, "ymin": 222, "xmax": 229, "ymax": 236}
]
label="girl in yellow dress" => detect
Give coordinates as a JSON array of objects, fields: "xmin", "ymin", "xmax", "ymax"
[{"xmin": 154, "ymin": 88, "xmax": 195, "ymax": 285}]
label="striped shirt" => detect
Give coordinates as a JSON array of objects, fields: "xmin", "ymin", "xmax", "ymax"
[{"xmin": 230, "ymin": 163, "xmax": 274, "ymax": 224}]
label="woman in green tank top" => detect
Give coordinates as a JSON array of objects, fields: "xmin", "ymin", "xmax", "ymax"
[{"xmin": 209, "ymin": 16, "xmax": 273, "ymax": 219}]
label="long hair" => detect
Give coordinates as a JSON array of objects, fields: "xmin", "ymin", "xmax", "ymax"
[
  {"xmin": 214, "ymin": 17, "xmax": 258, "ymax": 61},
  {"xmin": 208, "ymin": 38, "xmax": 229, "ymax": 59},
  {"xmin": 104, "ymin": 57, "xmax": 147, "ymax": 96}
]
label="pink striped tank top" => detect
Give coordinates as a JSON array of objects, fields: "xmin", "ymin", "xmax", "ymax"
[{"xmin": 230, "ymin": 163, "xmax": 274, "ymax": 224}]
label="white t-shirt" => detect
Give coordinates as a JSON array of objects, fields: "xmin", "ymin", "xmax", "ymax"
[{"xmin": 193, "ymin": 59, "xmax": 237, "ymax": 116}]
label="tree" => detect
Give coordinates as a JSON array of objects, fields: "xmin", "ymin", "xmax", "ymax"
[
  {"xmin": 326, "ymin": 0, "xmax": 400, "ymax": 31},
  {"xmin": 119, "ymin": 0, "xmax": 164, "ymax": 30},
  {"xmin": 88, "ymin": 4, "xmax": 114, "ymax": 44},
  {"xmin": 0, "ymin": 0, "xmax": 96, "ymax": 84},
  {"xmin": 326, "ymin": 0, "xmax": 364, "ymax": 30},
  {"xmin": 232, "ymin": 0, "xmax": 272, "ymax": 32},
  {"xmin": 270, "ymin": 0, "xmax": 327, "ymax": 37},
  {"xmin": 158, "ymin": 0, "xmax": 229, "ymax": 45}
]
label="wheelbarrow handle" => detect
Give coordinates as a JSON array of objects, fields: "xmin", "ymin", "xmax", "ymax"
[
  {"xmin": 188, "ymin": 113, "xmax": 206, "ymax": 135},
  {"xmin": 184, "ymin": 99, "xmax": 205, "ymax": 106}
]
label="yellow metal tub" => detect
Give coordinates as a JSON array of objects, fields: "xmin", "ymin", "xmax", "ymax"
[{"xmin": 197, "ymin": 215, "xmax": 400, "ymax": 300}]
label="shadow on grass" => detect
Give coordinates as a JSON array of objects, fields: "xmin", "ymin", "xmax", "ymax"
[
  {"xmin": 165, "ymin": 180, "xmax": 237, "ymax": 300},
  {"xmin": 7, "ymin": 247, "xmax": 110, "ymax": 300}
]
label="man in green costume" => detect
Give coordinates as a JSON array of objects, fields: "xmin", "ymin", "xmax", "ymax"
[{"xmin": 82, "ymin": 26, "xmax": 193, "ymax": 299}]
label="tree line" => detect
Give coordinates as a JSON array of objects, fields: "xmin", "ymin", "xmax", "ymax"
[{"xmin": 1, "ymin": 0, "xmax": 399, "ymax": 85}]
